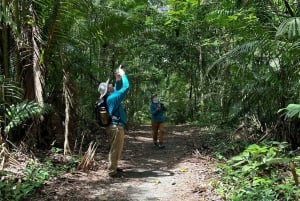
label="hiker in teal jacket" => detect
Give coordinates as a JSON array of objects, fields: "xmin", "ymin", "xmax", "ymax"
[
  {"xmin": 107, "ymin": 72, "xmax": 129, "ymax": 127},
  {"xmin": 150, "ymin": 94, "xmax": 167, "ymax": 149},
  {"xmin": 98, "ymin": 65, "xmax": 129, "ymax": 177}
]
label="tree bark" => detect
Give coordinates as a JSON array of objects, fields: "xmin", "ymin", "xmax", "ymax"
[
  {"xmin": 63, "ymin": 69, "xmax": 71, "ymax": 155},
  {"xmin": 31, "ymin": 4, "xmax": 45, "ymax": 106},
  {"xmin": 1, "ymin": 0, "xmax": 9, "ymax": 78}
]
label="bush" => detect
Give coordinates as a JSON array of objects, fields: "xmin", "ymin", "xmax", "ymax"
[{"xmin": 217, "ymin": 141, "xmax": 300, "ymax": 200}]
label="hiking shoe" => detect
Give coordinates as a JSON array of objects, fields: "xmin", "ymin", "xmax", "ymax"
[
  {"xmin": 117, "ymin": 168, "xmax": 124, "ymax": 172},
  {"xmin": 108, "ymin": 171, "xmax": 124, "ymax": 178},
  {"xmin": 153, "ymin": 142, "xmax": 159, "ymax": 147},
  {"xmin": 108, "ymin": 171, "xmax": 117, "ymax": 177},
  {"xmin": 158, "ymin": 144, "xmax": 165, "ymax": 149}
]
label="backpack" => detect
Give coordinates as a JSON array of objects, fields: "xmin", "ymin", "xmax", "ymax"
[{"xmin": 95, "ymin": 97, "xmax": 111, "ymax": 127}]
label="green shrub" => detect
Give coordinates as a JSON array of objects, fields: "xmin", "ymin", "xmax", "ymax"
[
  {"xmin": 0, "ymin": 156, "xmax": 78, "ymax": 201},
  {"xmin": 217, "ymin": 141, "xmax": 300, "ymax": 201}
]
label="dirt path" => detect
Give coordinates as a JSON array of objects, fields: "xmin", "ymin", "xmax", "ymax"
[{"xmin": 27, "ymin": 125, "xmax": 222, "ymax": 201}]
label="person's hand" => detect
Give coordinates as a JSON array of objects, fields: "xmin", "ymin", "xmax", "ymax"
[{"xmin": 115, "ymin": 74, "xmax": 121, "ymax": 81}]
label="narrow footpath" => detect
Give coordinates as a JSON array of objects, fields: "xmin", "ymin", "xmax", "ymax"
[{"xmin": 27, "ymin": 125, "xmax": 222, "ymax": 201}]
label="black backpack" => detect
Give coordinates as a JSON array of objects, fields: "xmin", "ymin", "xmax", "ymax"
[{"xmin": 95, "ymin": 97, "xmax": 111, "ymax": 127}]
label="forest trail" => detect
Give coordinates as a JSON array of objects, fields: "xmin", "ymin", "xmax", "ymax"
[{"xmin": 27, "ymin": 125, "xmax": 222, "ymax": 201}]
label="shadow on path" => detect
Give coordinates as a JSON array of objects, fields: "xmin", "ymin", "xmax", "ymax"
[{"xmin": 26, "ymin": 125, "xmax": 221, "ymax": 201}]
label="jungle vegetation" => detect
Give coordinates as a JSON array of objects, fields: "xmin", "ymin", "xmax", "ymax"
[{"xmin": 1, "ymin": 0, "xmax": 300, "ymax": 200}]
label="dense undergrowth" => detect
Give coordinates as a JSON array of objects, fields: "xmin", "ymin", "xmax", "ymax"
[
  {"xmin": 215, "ymin": 141, "xmax": 300, "ymax": 200},
  {"xmin": 0, "ymin": 148, "xmax": 79, "ymax": 201}
]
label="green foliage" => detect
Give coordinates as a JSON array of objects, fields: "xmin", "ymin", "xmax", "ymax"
[
  {"xmin": 199, "ymin": 0, "xmax": 300, "ymax": 128},
  {"xmin": 278, "ymin": 104, "xmax": 300, "ymax": 119},
  {"xmin": 0, "ymin": 76, "xmax": 23, "ymax": 103},
  {"xmin": 217, "ymin": 142, "xmax": 300, "ymax": 200},
  {"xmin": 0, "ymin": 156, "xmax": 79, "ymax": 201},
  {"xmin": 4, "ymin": 0, "xmax": 300, "ymax": 147},
  {"xmin": 50, "ymin": 146, "xmax": 63, "ymax": 154},
  {"xmin": 0, "ymin": 160, "xmax": 50, "ymax": 201},
  {"xmin": 276, "ymin": 17, "xmax": 300, "ymax": 40},
  {"xmin": 0, "ymin": 77, "xmax": 24, "ymax": 128},
  {"xmin": 0, "ymin": 75, "xmax": 49, "ymax": 135},
  {"xmin": 0, "ymin": 1, "xmax": 18, "ymax": 33},
  {"xmin": 5, "ymin": 101, "xmax": 49, "ymax": 133}
]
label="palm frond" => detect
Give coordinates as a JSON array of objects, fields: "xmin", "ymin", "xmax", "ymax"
[
  {"xmin": 207, "ymin": 40, "xmax": 260, "ymax": 74},
  {"xmin": 276, "ymin": 17, "xmax": 300, "ymax": 39},
  {"xmin": 207, "ymin": 37, "xmax": 291, "ymax": 75},
  {"xmin": 4, "ymin": 101, "xmax": 49, "ymax": 134},
  {"xmin": 0, "ymin": 76, "xmax": 23, "ymax": 103},
  {"xmin": 278, "ymin": 104, "xmax": 300, "ymax": 119}
]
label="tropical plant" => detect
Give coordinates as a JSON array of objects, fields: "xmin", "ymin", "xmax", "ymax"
[
  {"xmin": 197, "ymin": 0, "xmax": 300, "ymax": 150},
  {"xmin": 278, "ymin": 104, "xmax": 300, "ymax": 119},
  {"xmin": 217, "ymin": 142, "xmax": 300, "ymax": 200},
  {"xmin": 4, "ymin": 101, "xmax": 48, "ymax": 134},
  {"xmin": 0, "ymin": 157, "xmax": 78, "ymax": 201},
  {"xmin": 0, "ymin": 76, "xmax": 47, "ymax": 142},
  {"xmin": 0, "ymin": 78, "xmax": 48, "ymax": 181}
]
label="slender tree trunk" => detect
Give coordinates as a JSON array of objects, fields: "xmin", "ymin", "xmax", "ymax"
[
  {"xmin": 63, "ymin": 69, "xmax": 71, "ymax": 155},
  {"xmin": 23, "ymin": 3, "xmax": 37, "ymax": 101},
  {"xmin": 0, "ymin": 29, "xmax": 3, "ymax": 75},
  {"xmin": 2, "ymin": 26, "xmax": 9, "ymax": 78},
  {"xmin": 31, "ymin": 6, "xmax": 45, "ymax": 106},
  {"xmin": 44, "ymin": 1, "xmax": 60, "ymax": 65},
  {"xmin": 188, "ymin": 72, "xmax": 193, "ymax": 119},
  {"xmin": 13, "ymin": 0, "xmax": 22, "ymax": 81},
  {"xmin": 1, "ymin": 0, "xmax": 9, "ymax": 78},
  {"xmin": 197, "ymin": 45, "xmax": 204, "ymax": 112}
]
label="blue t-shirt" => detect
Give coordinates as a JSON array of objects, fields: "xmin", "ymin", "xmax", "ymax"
[{"xmin": 106, "ymin": 75, "xmax": 130, "ymax": 127}]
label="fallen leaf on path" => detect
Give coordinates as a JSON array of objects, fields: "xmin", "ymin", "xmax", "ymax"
[
  {"xmin": 98, "ymin": 195, "xmax": 108, "ymax": 200},
  {"xmin": 152, "ymin": 179, "xmax": 161, "ymax": 184},
  {"xmin": 180, "ymin": 167, "xmax": 188, "ymax": 173}
]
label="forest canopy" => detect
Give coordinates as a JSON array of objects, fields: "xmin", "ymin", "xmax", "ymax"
[{"xmin": 1, "ymin": 0, "xmax": 300, "ymax": 147}]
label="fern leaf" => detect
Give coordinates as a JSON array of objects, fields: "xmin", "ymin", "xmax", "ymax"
[
  {"xmin": 4, "ymin": 101, "xmax": 48, "ymax": 133},
  {"xmin": 276, "ymin": 17, "xmax": 300, "ymax": 39}
]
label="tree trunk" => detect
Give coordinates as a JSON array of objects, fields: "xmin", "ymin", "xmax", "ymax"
[
  {"xmin": 1, "ymin": 0, "xmax": 9, "ymax": 78},
  {"xmin": 13, "ymin": 0, "xmax": 22, "ymax": 82},
  {"xmin": 63, "ymin": 69, "xmax": 71, "ymax": 155},
  {"xmin": 17, "ymin": 2, "xmax": 46, "ymax": 146},
  {"xmin": 31, "ymin": 4, "xmax": 45, "ymax": 106}
]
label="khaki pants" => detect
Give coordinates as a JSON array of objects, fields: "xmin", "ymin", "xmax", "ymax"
[
  {"xmin": 106, "ymin": 125, "xmax": 125, "ymax": 175},
  {"xmin": 151, "ymin": 121, "xmax": 165, "ymax": 144}
]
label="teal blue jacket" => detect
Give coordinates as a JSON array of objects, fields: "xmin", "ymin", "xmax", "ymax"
[
  {"xmin": 150, "ymin": 101, "xmax": 166, "ymax": 123},
  {"xmin": 106, "ymin": 75, "xmax": 130, "ymax": 127}
]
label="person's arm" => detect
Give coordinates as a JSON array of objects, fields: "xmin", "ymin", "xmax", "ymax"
[
  {"xmin": 107, "ymin": 69, "xmax": 129, "ymax": 115},
  {"xmin": 114, "ymin": 67, "xmax": 129, "ymax": 94},
  {"xmin": 117, "ymin": 75, "xmax": 129, "ymax": 94},
  {"xmin": 150, "ymin": 103, "xmax": 162, "ymax": 115},
  {"xmin": 150, "ymin": 103, "xmax": 156, "ymax": 115}
]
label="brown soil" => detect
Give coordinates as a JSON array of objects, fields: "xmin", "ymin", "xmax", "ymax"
[{"xmin": 26, "ymin": 125, "xmax": 222, "ymax": 201}]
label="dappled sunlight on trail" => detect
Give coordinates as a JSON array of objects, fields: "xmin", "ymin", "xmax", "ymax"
[{"xmin": 26, "ymin": 125, "xmax": 221, "ymax": 201}]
